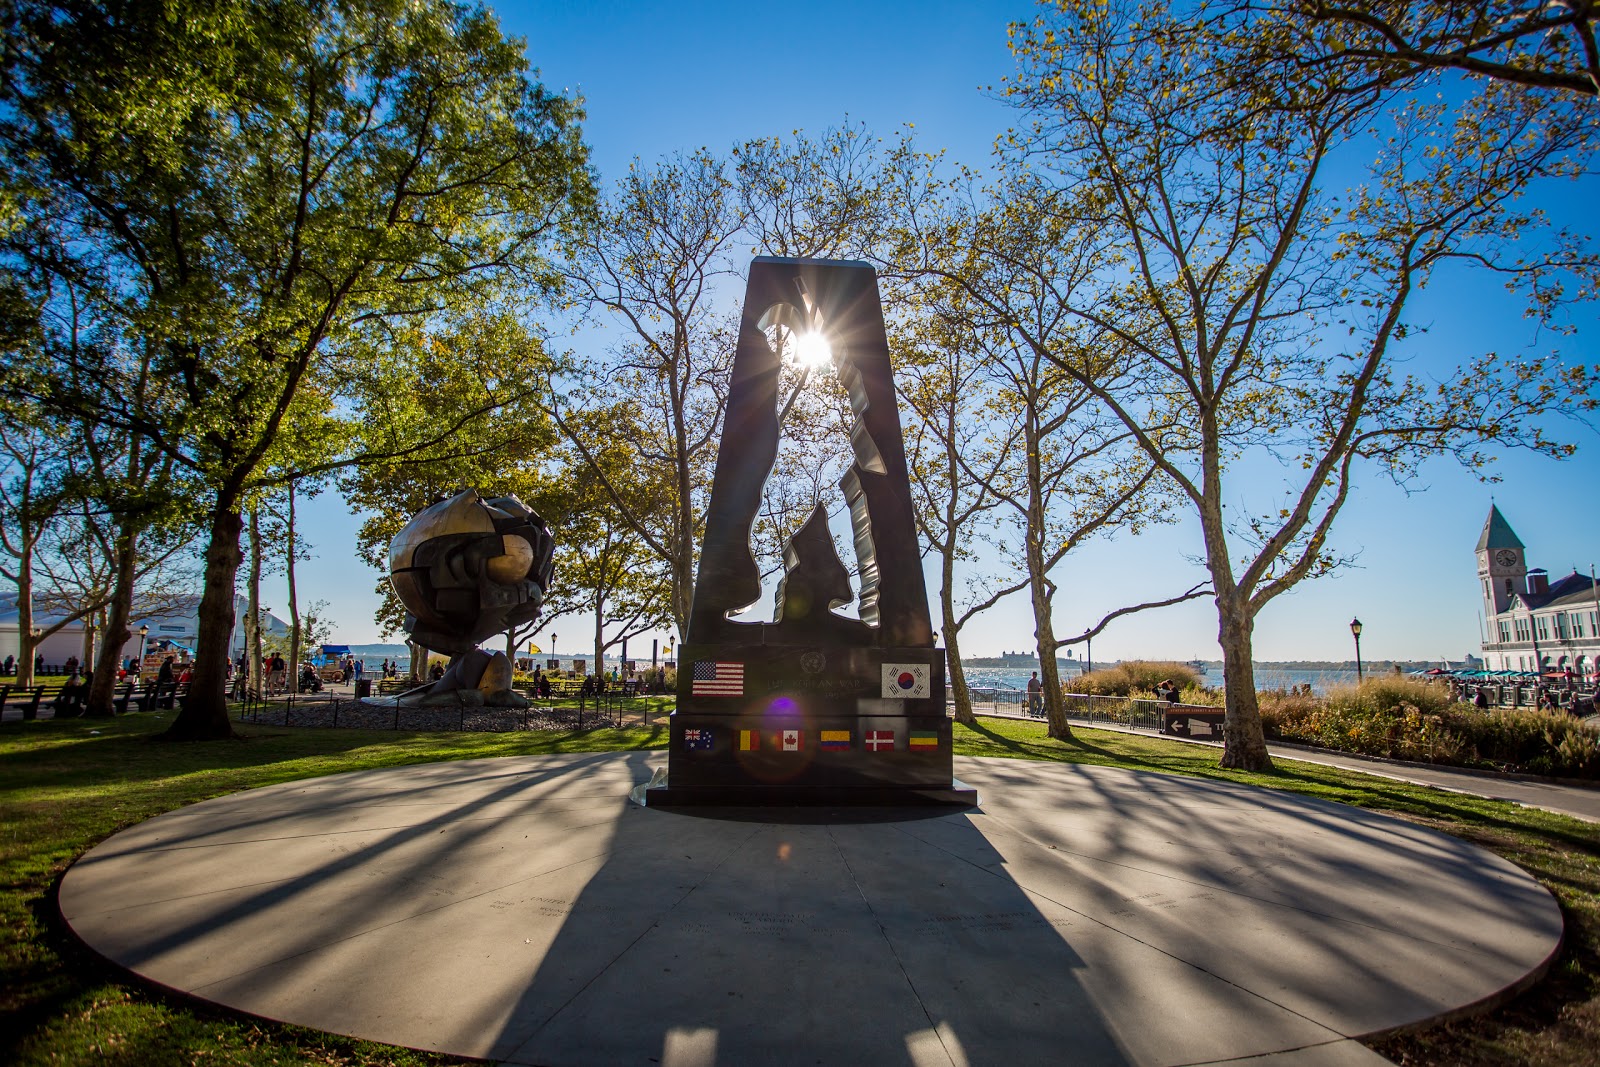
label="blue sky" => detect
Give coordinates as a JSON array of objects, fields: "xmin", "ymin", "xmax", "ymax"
[{"xmin": 292, "ymin": 0, "xmax": 1600, "ymax": 662}]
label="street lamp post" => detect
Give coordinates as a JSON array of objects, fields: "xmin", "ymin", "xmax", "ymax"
[
  {"xmin": 138, "ymin": 625, "xmax": 149, "ymax": 679},
  {"xmin": 1350, "ymin": 618, "xmax": 1364, "ymax": 685}
]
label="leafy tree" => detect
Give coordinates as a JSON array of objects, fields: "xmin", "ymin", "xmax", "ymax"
[
  {"xmin": 1227, "ymin": 1, "xmax": 1600, "ymax": 100},
  {"xmin": 263, "ymin": 597, "xmax": 333, "ymax": 661},
  {"xmin": 735, "ymin": 122, "xmax": 889, "ymax": 259},
  {"xmin": 342, "ymin": 310, "xmax": 570, "ymax": 678},
  {"xmin": 554, "ymin": 150, "xmax": 742, "ymax": 640},
  {"xmin": 556, "ymin": 127, "xmax": 892, "ymax": 642},
  {"xmin": 893, "ymin": 169, "xmax": 1209, "ymax": 739},
  {"xmin": 29, "ymin": 262, "xmax": 199, "ymax": 713},
  {"xmin": 1000, "ymin": 0, "xmax": 1597, "ymax": 769},
  {"xmin": 562, "ymin": 491, "xmax": 673, "ymax": 679},
  {"xmin": 894, "ymin": 317, "xmax": 1015, "ymax": 724},
  {"xmin": 0, "ymin": 409, "xmax": 69, "ymax": 686},
  {"xmin": 0, "ymin": 0, "xmax": 592, "ymax": 737}
]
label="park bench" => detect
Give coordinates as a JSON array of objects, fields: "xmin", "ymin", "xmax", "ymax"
[
  {"xmin": 549, "ymin": 677, "xmax": 585, "ymax": 698},
  {"xmin": 0, "ymin": 680, "xmax": 172, "ymax": 718},
  {"xmin": 2, "ymin": 683, "xmax": 71, "ymax": 720},
  {"xmin": 112, "ymin": 682, "xmax": 144, "ymax": 713},
  {"xmin": 1162, "ymin": 703, "xmax": 1225, "ymax": 740},
  {"xmin": 111, "ymin": 679, "xmax": 189, "ymax": 712}
]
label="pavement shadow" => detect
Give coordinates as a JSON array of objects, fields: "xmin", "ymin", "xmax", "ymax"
[{"xmin": 488, "ymin": 755, "xmax": 1132, "ymax": 1066}]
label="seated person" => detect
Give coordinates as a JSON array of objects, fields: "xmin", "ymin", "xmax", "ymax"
[{"xmin": 51, "ymin": 672, "xmax": 89, "ymax": 716}]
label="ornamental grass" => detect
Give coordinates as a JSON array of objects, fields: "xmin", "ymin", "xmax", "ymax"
[{"xmin": 1071, "ymin": 660, "xmax": 1203, "ymax": 698}]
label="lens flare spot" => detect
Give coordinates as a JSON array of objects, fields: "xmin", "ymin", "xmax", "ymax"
[
  {"xmin": 795, "ymin": 332, "xmax": 832, "ymax": 368},
  {"xmin": 778, "ymin": 842, "xmax": 792, "ymax": 862}
]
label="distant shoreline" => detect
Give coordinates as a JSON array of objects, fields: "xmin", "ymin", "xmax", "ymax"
[
  {"xmin": 965, "ymin": 658, "xmax": 1457, "ymax": 672},
  {"xmin": 339, "ymin": 644, "xmax": 1459, "ymax": 675}
]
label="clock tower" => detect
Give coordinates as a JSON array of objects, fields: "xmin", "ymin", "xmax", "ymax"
[{"xmin": 1476, "ymin": 504, "xmax": 1526, "ymax": 618}]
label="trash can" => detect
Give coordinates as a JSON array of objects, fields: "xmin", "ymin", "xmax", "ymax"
[{"xmin": 354, "ymin": 679, "xmax": 372, "ymax": 699}]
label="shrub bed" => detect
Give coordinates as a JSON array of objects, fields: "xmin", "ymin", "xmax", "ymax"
[
  {"xmin": 1072, "ymin": 660, "xmax": 1205, "ymax": 698},
  {"xmin": 1258, "ymin": 676, "xmax": 1600, "ymax": 779}
]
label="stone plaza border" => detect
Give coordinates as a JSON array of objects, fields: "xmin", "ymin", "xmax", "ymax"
[{"xmin": 59, "ymin": 753, "xmax": 1562, "ymax": 1066}]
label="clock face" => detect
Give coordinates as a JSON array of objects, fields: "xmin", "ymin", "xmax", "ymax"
[{"xmin": 1495, "ymin": 549, "xmax": 1518, "ymax": 568}]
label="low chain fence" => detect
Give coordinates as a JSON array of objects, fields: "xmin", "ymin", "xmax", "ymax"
[
  {"xmin": 227, "ymin": 682, "xmax": 1215, "ymax": 737},
  {"xmin": 232, "ymin": 687, "xmax": 669, "ymax": 732}
]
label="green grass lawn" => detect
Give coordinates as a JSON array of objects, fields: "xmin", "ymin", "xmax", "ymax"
[{"xmin": 2, "ymin": 712, "xmax": 1596, "ymax": 1065}]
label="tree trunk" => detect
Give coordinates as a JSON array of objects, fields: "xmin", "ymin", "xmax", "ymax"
[
  {"xmin": 1023, "ymin": 410, "xmax": 1071, "ymax": 740},
  {"xmin": 1033, "ymin": 577, "xmax": 1072, "ymax": 740},
  {"xmin": 15, "ymin": 546, "xmax": 35, "ymax": 688},
  {"xmin": 81, "ymin": 614, "xmax": 97, "ymax": 674},
  {"xmin": 286, "ymin": 485, "xmax": 301, "ymax": 694},
  {"xmin": 945, "ymin": 638, "xmax": 975, "ymax": 726},
  {"xmin": 247, "ymin": 508, "xmax": 263, "ymax": 697},
  {"xmin": 160, "ymin": 505, "xmax": 243, "ymax": 740},
  {"xmin": 938, "ymin": 531, "xmax": 975, "ymax": 724},
  {"xmin": 85, "ymin": 523, "xmax": 139, "ymax": 716},
  {"xmin": 409, "ymin": 640, "xmax": 423, "ymax": 684},
  {"xmin": 1216, "ymin": 601, "xmax": 1274, "ymax": 771}
]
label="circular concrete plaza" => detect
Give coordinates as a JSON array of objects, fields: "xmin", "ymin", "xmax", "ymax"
[{"xmin": 60, "ymin": 753, "xmax": 1561, "ymax": 1067}]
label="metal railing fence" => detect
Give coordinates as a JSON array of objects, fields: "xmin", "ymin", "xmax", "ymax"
[{"xmin": 963, "ymin": 689, "xmax": 1220, "ymax": 734}]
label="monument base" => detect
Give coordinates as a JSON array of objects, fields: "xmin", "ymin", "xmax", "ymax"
[
  {"xmin": 659, "ymin": 644, "xmax": 967, "ymax": 806},
  {"xmin": 641, "ymin": 776, "xmax": 977, "ymax": 808}
]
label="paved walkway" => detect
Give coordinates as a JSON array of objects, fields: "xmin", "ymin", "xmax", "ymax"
[
  {"xmin": 1048, "ymin": 715, "xmax": 1600, "ymax": 824},
  {"xmin": 61, "ymin": 752, "xmax": 1562, "ymax": 1066},
  {"xmin": 1267, "ymin": 743, "xmax": 1600, "ymax": 823}
]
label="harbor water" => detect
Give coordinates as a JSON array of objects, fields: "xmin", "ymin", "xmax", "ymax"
[
  {"xmin": 356, "ymin": 657, "xmax": 1361, "ymax": 696},
  {"xmin": 962, "ymin": 664, "xmax": 1362, "ymax": 697}
]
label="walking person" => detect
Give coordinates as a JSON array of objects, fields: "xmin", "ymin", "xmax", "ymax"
[{"xmin": 1027, "ymin": 671, "xmax": 1042, "ymax": 717}]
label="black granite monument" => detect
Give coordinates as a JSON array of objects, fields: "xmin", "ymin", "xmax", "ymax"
[{"xmin": 646, "ymin": 257, "xmax": 975, "ymax": 806}]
